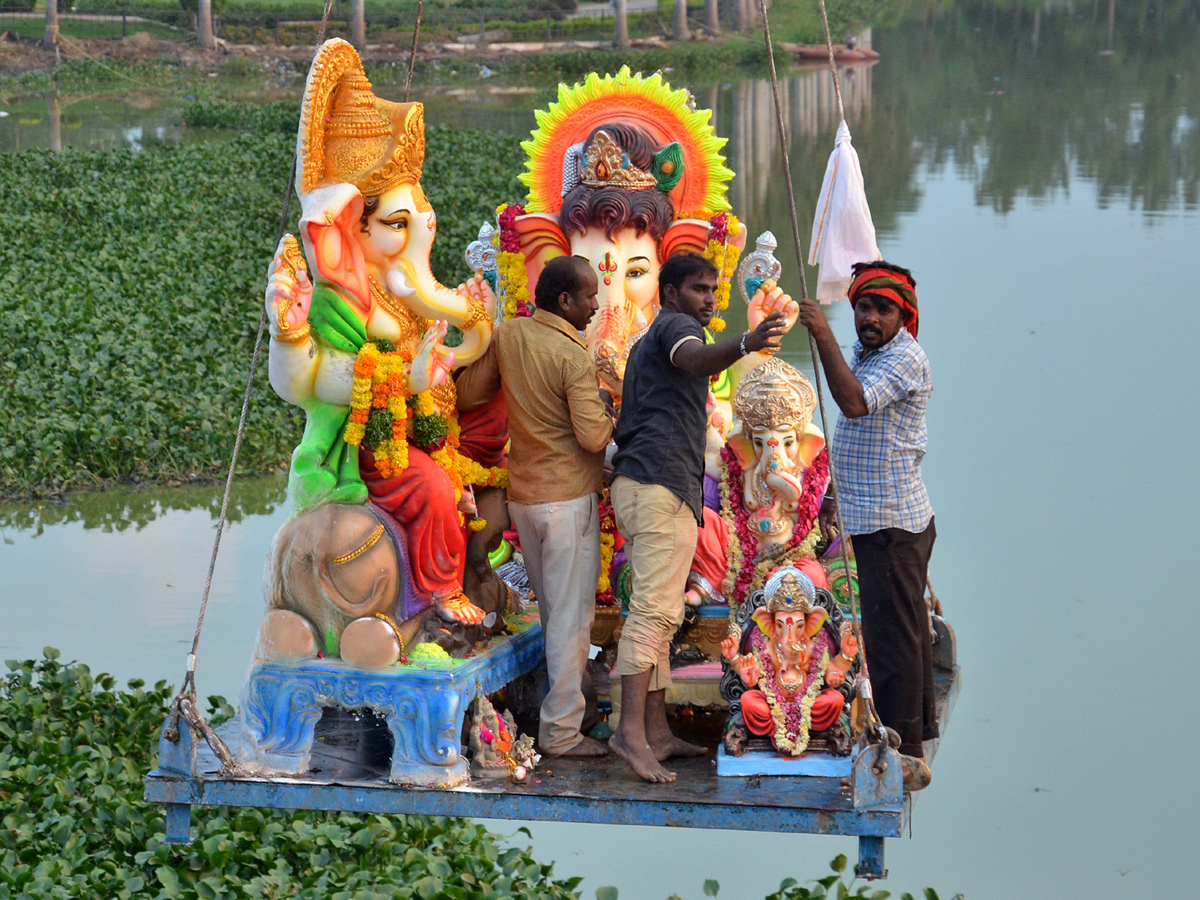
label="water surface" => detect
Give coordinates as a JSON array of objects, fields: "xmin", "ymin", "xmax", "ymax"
[{"xmin": 2, "ymin": 7, "xmax": 1198, "ymax": 898}]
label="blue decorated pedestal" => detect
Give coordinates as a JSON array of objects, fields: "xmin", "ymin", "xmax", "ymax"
[
  {"xmin": 716, "ymin": 744, "xmax": 855, "ymax": 778},
  {"xmin": 237, "ymin": 618, "xmax": 543, "ymax": 786}
]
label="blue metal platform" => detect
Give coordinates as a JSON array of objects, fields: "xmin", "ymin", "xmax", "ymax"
[{"xmin": 145, "ymin": 662, "xmax": 959, "ymax": 879}]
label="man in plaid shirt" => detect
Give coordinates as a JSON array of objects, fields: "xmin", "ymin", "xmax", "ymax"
[{"xmin": 797, "ymin": 260, "xmax": 937, "ymax": 792}]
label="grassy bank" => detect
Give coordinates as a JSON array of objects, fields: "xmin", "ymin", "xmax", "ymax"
[{"xmin": 0, "ymin": 107, "xmax": 524, "ymax": 498}]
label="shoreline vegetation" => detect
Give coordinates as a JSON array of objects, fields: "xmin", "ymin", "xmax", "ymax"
[
  {"xmin": 0, "ymin": 0, "xmax": 868, "ymax": 87},
  {"xmin": 0, "ymin": 649, "xmax": 950, "ymax": 899}
]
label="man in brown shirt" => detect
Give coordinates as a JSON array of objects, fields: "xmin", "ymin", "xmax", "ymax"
[{"xmin": 457, "ymin": 256, "xmax": 613, "ymax": 757}]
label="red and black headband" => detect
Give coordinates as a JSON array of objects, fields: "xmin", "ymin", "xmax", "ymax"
[{"xmin": 848, "ymin": 266, "xmax": 919, "ymax": 339}]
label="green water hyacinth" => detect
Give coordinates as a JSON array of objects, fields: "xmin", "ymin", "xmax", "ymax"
[
  {"xmin": 0, "ymin": 112, "xmax": 524, "ymax": 498},
  {"xmin": 0, "ymin": 651, "xmax": 583, "ymax": 900}
]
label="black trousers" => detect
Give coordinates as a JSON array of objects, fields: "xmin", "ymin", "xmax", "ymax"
[{"xmin": 852, "ymin": 517, "xmax": 937, "ymax": 758}]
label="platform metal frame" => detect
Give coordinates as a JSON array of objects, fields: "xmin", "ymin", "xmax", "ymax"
[{"xmin": 146, "ymin": 665, "xmax": 958, "ymax": 879}]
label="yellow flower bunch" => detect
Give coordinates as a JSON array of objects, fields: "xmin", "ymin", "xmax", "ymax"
[
  {"xmin": 346, "ymin": 343, "xmax": 414, "ymax": 478},
  {"xmin": 703, "ymin": 214, "xmax": 741, "ymax": 333},
  {"xmin": 497, "ymin": 253, "xmax": 529, "ymax": 321},
  {"xmin": 456, "ymin": 454, "xmax": 509, "ymax": 491},
  {"xmin": 597, "ymin": 527, "xmax": 616, "ymax": 595},
  {"xmin": 412, "ymin": 391, "xmax": 437, "ymax": 418}
]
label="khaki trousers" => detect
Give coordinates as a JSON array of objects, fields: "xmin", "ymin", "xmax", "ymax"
[
  {"xmin": 509, "ymin": 494, "xmax": 600, "ymax": 755},
  {"xmin": 611, "ymin": 475, "xmax": 698, "ymax": 692}
]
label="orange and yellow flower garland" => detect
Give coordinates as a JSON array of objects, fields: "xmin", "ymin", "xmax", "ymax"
[
  {"xmin": 346, "ymin": 342, "xmax": 412, "ymax": 478},
  {"xmin": 345, "ymin": 342, "xmax": 508, "ymax": 528},
  {"xmin": 703, "ymin": 212, "xmax": 742, "ymax": 333}
]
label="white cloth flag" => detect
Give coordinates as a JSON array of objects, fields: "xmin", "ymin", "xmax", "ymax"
[{"xmin": 807, "ymin": 120, "xmax": 880, "ymax": 304}]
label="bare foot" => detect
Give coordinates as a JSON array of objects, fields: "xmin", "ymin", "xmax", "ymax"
[
  {"xmin": 609, "ymin": 730, "xmax": 677, "ymax": 783},
  {"xmin": 435, "ymin": 591, "xmax": 486, "ymax": 624},
  {"xmin": 651, "ymin": 734, "xmax": 708, "ymax": 761},
  {"xmin": 546, "ymin": 735, "xmax": 609, "ymax": 758}
]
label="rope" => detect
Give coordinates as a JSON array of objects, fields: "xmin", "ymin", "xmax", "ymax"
[
  {"xmin": 165, "ymin": 0, "xmax": 336, "ymax": 770},
  {"xmin": 755, "ymin": 0, "xmax": 887, "ymax": 749},
  {"xmin": 817, "ymin": 0, "xmax": 847, "ymax": 124},
  {"xmin": 404, "ymin": 0, "xmax": 425, "ymax": 102}
]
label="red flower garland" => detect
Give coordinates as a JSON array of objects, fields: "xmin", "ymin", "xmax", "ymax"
[
  {"xmin": 721, "ymin": 446, "xmax": 829, "ymax": 602},
  {"xmin": 497, "ymin": 203, "xmax": 524, "ymax": 252},
  {"xmin": 708, "ymin": 211, "xmax": 730, "ymax": 245}
]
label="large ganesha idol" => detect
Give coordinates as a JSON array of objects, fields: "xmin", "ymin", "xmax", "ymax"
[
  {"xmin": 499, "ymin": 67, "xmax": 754, "ymax": 398},
  {"xmin": 256, "ymin": 39, "xmax": 513, "ymax": 671}
]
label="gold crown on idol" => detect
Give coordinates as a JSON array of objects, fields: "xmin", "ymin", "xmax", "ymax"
[
  {"xmin": 581, "ymin": 130, "xmax": 657, "ymax": 190},
  {"xmin": 299, "ymin": 39, "xmax": 425, "ymax": 197},
  {"xmin": 734, "ymin": 357, "xmax": 818, "ymax": 435},
  {"xmin": 762, "ymin": 569, "xmax": 816, "ymax": 615}
]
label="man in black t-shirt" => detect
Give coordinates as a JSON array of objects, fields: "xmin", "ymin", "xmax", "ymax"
[{"xmin": 609, "ymin": 253, "xmax": 789, "ymax": 783}]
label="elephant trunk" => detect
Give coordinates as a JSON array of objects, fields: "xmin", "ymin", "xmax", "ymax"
[
  {"xmin": 587, "ymin": 294, "xmax": 635, "ymax": 395},
  {"xmin": 396, "ymin": 257, "xmax": 491, "ymax": 364},
  {"xmin": 747, "ymin": 449, "xmax": 803, "ymax": 513}
]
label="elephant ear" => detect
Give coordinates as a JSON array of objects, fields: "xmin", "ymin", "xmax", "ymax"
[
  {"xmin": 725, "ymin": 431, "xmax": 755, "ymax": 471},
  {"xmin": 300, "ymin": 184, "xmax": 370, "ymax": 313},
  {"xmin": 796, "ymin": 423, "xmax": 826, "ymax": 470},
  {"xmin": 515, "ymin": 213, "xmax": 570, "ymax": 303},
  {"xmin": 659, "ymin": 218, "xmax": 711, "ymax": 261},
  {"xmin": 751, "ymin": 607, "xmax": 775, "ymax": 641},
  {"xmin": 805, "ymin": 607, "xmax": 830, "ymax": 639}
]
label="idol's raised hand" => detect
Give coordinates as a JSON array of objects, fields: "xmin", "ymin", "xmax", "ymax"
[
  {"xmin": 265, "ymin": 238, "xmax": 313, "ymax": 342},
  {"xmin": 410, "ymin": 320, "xmax": 456, "ymax": 395},
  {"xmin": 457, "ymin": 272, "xmax": 498, "ymax": 320},
  {"xmin": 747, "ymin": 279, "xmax": 799, "ymax": 337}
]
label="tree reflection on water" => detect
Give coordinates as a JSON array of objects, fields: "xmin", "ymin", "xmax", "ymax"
[
  {"xmin": 719, "ymin": 1, "xmax": 1197, "ymax": 239},
  {"xmin": 0, "ymin": 474, "xmax": 287, "ymax": 534}
]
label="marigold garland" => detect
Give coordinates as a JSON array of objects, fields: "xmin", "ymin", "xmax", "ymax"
[
  {"xmin": 496, "ymin": 203, "xmax": 532, "ymax": 320},
  {"xmin": 718, "ymin": 445, "xmax": 829, "ymax": 607},
  {"xmin": 595, "ymin": 490, "xmax": 618, "ymax": 606},
  {"xmin": 703, "ymin": 212, "xmax": 741, "ymax": 333},
  {"xmin": 345, "ymin": 341, "xmax": 412, "ymax": 477},
  {"xmin": 344, "ymin": 341, "xmax": 506, "ymax": 528}
]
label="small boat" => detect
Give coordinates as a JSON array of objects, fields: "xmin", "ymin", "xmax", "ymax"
[{"xmin": 782, "ymin": 41, "xmax": 880, "ymax": 63}]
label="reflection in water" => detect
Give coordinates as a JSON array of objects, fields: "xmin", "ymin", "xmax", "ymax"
[
  {"xmin": 0, "ymin": 473, "xmax": 287, "ymax": 533},
  {"xmin": 0, "ymin": 476, "xmax": 290, "ymax": 704},
  {"xmin": 46, "ymin": 94, "xmax": 61, "ymax": 152}
]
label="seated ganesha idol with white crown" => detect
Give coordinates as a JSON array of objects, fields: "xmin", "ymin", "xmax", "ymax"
[
  {"xmin": 257, "ymin": 40, "xmax": 511, "ymax": 668},
  {"xmin": 685, "ymin": 356, "xmax": 831, "ymax": 609}
]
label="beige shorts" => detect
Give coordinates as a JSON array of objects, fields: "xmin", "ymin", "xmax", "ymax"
[{"xmin": 610, "ymin": 475, "xmax": 699, "ymax": 692}]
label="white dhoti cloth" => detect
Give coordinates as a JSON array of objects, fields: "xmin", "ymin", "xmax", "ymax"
[{"xmin": 508, "ymin": 494, "xmax": 600, "ymax": 755}]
